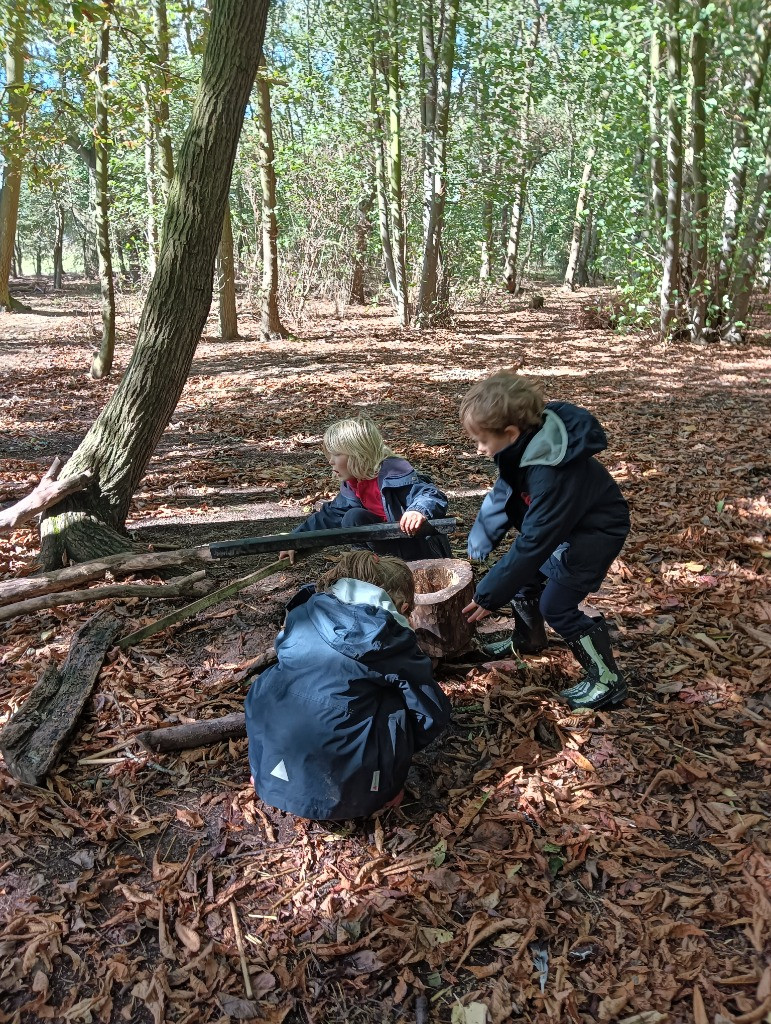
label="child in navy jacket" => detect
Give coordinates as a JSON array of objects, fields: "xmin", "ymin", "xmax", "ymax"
[
  {"xmin": 245, "ymin": 550, "xmax": 451, "ymax": 820},
  {"xmin": 460, "ymin": 371, "xmax": 630, "ymax": 711},
  {"xmin": 279, "ymin": 416, "xmax": 451, "ymax": 563}
]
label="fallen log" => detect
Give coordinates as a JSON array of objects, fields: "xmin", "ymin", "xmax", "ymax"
[
  {"xmin": 0, "ymin": 571, "xmax": 209, "ymax": 624},
  {"xmin": 117, "ymin": 558, "xmax": 289, "ymax": 650},
  {"xmin": 0, "ymin": 456, "xmax": 93, "ymax": 533},
  {"xmin": 0, "ymin": 545, "xmax": 210, "ymax": 608},
  {"xmin": 137, "ymin": 712, "xmax": 247, "ymax": 752},
  {"xmin": 0, "ymin": 611, "xmax": 121, "ymax": 785}
]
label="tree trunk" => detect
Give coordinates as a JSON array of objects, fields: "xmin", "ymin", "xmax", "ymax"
[
  {"xmin": 256, "ymin": 61, "xmax": 288, "ymax": 341},
  {"xmin": 415, "ymin": 0, "xmax": 460, "ymax": 327},
  {"xmin": 371, "ymin": 47, "xmax": 396, "ymax": 295},
  {"xmin": 217, "ymin": 202, "xmax": 240, "ymax": 339},
  {"xmin": 154, "ymin": 0, "xmax": 175, "ymax": 201},
  {"xmin": 563, "ymin": 144, "xmax": 595, "ymax": 291},
  {"xmin": 648, "ymin": 27, "xmax": 667, "ymax": 234},
  {"xmin": 53, "ymin": 201, "xmax": 64, "ymax": 289},
  {"xmin": 688, "ymin": 0, "xmax": 709, "ymax": 342},
  {"xmin": 90, "ymin": 12, "xmax": 116, "ymax": 380},
  {"xmin": 479, "ymin": 196, "xmax": 493, "ymax": 281},
  {"xmin": 143, "ymin": 82, "xmax": 159, "ymax": 278},
  {"xmin": 715, "ymin": 5, "xmax": 771, "ymax": 318},
  {"xmin": 659, "ymin": 0, "xmax": 683, "ymax": 341},
  {"xmin": 576, "ymin": 206, "xmax": 593, "ymax": 286},
  {"xmin": 385, "ymin": 0, "xmax": 409, "ymax": 325},
  {"xmin": 350, "ymin": 181, "xmax": 374, "ymax": 304},
  {"xmin": 503, "ymin": 3, "xmax": 541, "ymax": 295},
  {"xmin": 39, "ymin": 0, "xmax": 271, "ymax": 569},
  {"xmin": 0, "ymin": 15, "xmax": 28, "ymax": 312},
  {"xmin": 723, "ymin": 142, "xmax": 771, "ymax": 344}
]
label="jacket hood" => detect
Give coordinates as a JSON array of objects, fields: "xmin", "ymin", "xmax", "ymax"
[
  {"xmin": 305, "ymin": 579, "xmax": 413, "ymax": 661},
  {"xmin": 378, "ymin": 456, "xmax": 416, "ymax": 487},
  {"xmin": 520, "ymin": 402, "xmax": 608, "ymax": 468}
]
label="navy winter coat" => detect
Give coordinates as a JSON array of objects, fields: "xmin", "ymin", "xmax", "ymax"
[
  {"xmin": 293, "ymin": 456, "xmax": 452, "ymax": 560},
  {"xmin": 245, "ymin": 578, "xmax": 451, "ymax": 820},
  {"xmin": 468, "ymin": 402, "xmax": 630, "ymax": 610}
]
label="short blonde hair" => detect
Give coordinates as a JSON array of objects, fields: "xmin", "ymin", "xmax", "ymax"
[
  {"xmin": 460, "ymin": 371, "xmax": 544, "ymax": 432},
  {"xmin": 323, "ymin": 416, "xmax": 394, "ymax": 480},
  {"xmin": 318, "ymin": 550, "xmax": 416, "ymax": 614}
]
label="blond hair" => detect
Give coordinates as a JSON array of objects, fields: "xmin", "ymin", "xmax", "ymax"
[
  {"xmin": 323, "ymin": 416, "xmax": 395, "ymax": 481},
  {"xmin": 318, "ymin": 550, "xmax": 416, "ymax": 614},
  {"xmin": 460, "ymin": 371, "xmax": 544, "ymax": 432}
]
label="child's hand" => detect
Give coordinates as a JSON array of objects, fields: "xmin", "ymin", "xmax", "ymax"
[
  {"xmin": 279, "ymin": 549, "xmax": 296, "ymax": 564},
  {"xmin": 463, "ymin": 599, "xmax": 491, "ymax": 623},
  {"xmin": 400, "ymin": 510, "xmax": 426, "ymax": 536}
]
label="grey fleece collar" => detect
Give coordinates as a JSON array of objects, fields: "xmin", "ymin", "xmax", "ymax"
[
  {"xmin": 520, "ymin": 408, "xmax": 568, "ymax": 467},
  {"xmin": 328, "ymin": 578, "xmax": 413, "ymax": 631}
]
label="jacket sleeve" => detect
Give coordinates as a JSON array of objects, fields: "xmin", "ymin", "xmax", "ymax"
[
  {"xmin": 403, "ymin": 476, "xmax": 449, "ymax": 520},
  {"xmin": 467, "ymin": 478, "xmax": 515, "ymax": 560},
  {"xmin": 391, "ymin": 652, "xmax": 451, "ymax": 751},
  {"xmin": 292, "ymin": 485, "xmax": 362, "ymax": 533},
  {"xmin": 473, "ymin": 465, "xmax": 578, "ymax": 609}
]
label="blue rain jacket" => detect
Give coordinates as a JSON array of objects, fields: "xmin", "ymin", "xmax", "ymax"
[
  {"xmin": 468, "ymin": 402, "xmax": 630, "ymax": 609},
  {"xmin": 292, "ymin": 456, "xmax": 452, "ymax": 560},
  {"xmin": 245, "ymin": 579, "xmax": 451, "ymax": 820}
]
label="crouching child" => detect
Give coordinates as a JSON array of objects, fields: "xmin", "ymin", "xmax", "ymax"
[
  {"xmin": 460, "ymin": 370, "xmax": 630, "ymax": 711},
  {"xmin": 245, "ymin": 550, "xmax": 451, "ymax": 820}
]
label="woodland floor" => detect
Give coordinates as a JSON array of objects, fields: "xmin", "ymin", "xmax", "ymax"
[{"xmin": 0, "ymin": 281, "xmax": 770, "ymax": 1024}]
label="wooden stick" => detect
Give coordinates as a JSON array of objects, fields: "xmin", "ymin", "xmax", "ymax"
[
  {"xmin": 0, "ymin": 571, "xmax": 209, "ymax": 623},
  {"xmin": 0, "ymin": 457, "xmax": 93, "ymax": 532},
  {"xmin": 0, "ymin": 611, "xmax": 121, "ymax": 784},
  {"xmin": 229, "ymin": 901, "xmax": 253, "ymax": 998},
  {"xmin": 0, "ymin": 545, "xmax": 211, "ymax": 608},
  {"xmin": 137, "ymin": 712, "xmax": 248, "ymax": 752},
  {"xmin": 117, "ymin": 558, "xmax": 288, "ymax": 650}
]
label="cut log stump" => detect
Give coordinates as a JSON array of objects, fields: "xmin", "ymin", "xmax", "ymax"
[
  {"xmin": 408, "ymin": 558, "xmax": 474, "ymax": 659},
  {"xmin": 0, "ymin": 611, "xmax": 121, "ymax": 785}
]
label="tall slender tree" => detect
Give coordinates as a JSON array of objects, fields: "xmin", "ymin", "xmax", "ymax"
[{"xmin": 0, "ymin": 11, "xmax": 28, "ymax": 311}]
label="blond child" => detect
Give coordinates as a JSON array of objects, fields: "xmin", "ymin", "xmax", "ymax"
[{"xmin": 280, "ymin": 415, "xmax": 451, "ymax": 562}]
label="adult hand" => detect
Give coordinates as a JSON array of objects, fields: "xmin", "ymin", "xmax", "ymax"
[
  {"xmin": 463, "ymin": 599, "xmax": 491, "ymax": 623},
  {"xmin": 400, "ymin": 510, "xmax": 426, "ymax": 536},
  {"xmin": 278, "ymin": 549, "xmax": 296, "ymax": 565}
]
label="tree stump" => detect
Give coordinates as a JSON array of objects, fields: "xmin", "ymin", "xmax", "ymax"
[
  {"xmin": 408, "ymin": 558, "xmax": 474, "ymax": 659},
  {"xmin": 0, "ymin": 611, "xmax": 121, "ymax": 784},
  {"xmin": 528, "ymin": 294, "xmax": 544, "ymax": 309}
]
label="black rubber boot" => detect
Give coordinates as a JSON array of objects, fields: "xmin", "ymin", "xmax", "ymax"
[
  {"xmin": 480, "ymin": 597, "xmax": 548, "ymax": 658},
  {"xmin": 560, "ymin": 617, "xmax": 627, "ymax": 710}
]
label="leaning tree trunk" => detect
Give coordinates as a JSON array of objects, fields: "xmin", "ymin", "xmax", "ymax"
[
  {"xmin": 90, "ymin": 10, "xmax": 116, "ymax": 380},
  {"xmin": 39, "ymin": 0, "xmax": 271, "ymax": 569},
  {"xmin": 659, "ymin": 0, "xmax": 683, "ymax": 341},
  {"xmin": 0, "ymin": 15, "xmax": 28, "ymax": 312},
  {"xmin": 688, "ymin": 0, "xmax": 709, "ymax": 343},
  {"xmin": 256, "ymin": 61, "xmax": 288, "ymax": 341},
  {"xmin": 479, "ymin": 196, "xmax": 494, "ymax": 281},
  {"xmin": 217, "ymin": 202, "xmax": 240, "ymax": 339},
  {"xmin": 563, "ymin": 143, "xmax": 595, "ymax": 291}
]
